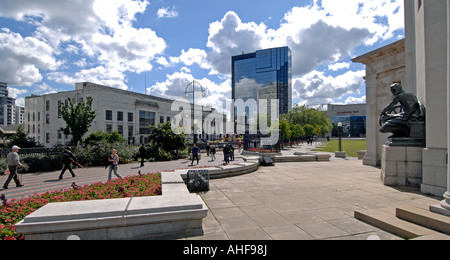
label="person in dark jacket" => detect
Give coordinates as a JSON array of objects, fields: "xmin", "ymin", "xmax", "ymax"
[
  {"xmin": 139, "ymin": 144, "xmax": 146, "ymax": 167},
  {"xmin": 210, "ymin": 145, "xmax": 216, "ymax": 162},
  {"xmin": 191, "ymin": 144, "xmax": 201, "ymax": 165},
  {"xmin": 223, "ymin": 144, "xmax": 230, "ymax": 165},
  {"xmin": 59, "ymin": 147, "xmax": 79, "ymax": 180}
]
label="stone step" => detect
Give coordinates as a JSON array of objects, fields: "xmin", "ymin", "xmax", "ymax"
[
  {"xmin": 411, "ymin": 233, "xmax": 450, "ymax": 240},
  {"xmin": 396, "ymin": 206, "xmax": 450, "ymax": 235},
  {"xmin": 354, "ymin": 208, "xmax": 438, "ymax": 239}
]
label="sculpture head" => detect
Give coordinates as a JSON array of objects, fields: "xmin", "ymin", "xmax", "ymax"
[{"xmin": 390, "ymin": 83, "xmax": 404, "ymax": 96}]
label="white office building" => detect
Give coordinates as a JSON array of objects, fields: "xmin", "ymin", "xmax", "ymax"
[{"xmin": 25, "ymin": 82, "xmax": 226, "ymax": 147}]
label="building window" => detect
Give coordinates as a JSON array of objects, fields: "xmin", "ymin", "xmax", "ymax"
[
  {"xmin": 160, "ymin": 116, "xmax": 164, "ymax": 124},
  {"xmin": 106, "ymin": 124, "xmax": 113, "ymax": 133},
  {"xmin": 106, "ymin": 110, "xmax": 113, "ymax": 121},
  {"xmin": 139, "ymin": 111, "xmax": 155, "ymax": 135},
  {"xmin": 128, "ymin": 125, "xmax": 134, "ymax": 137},
  {"xmin": 128, "ymin": 112, "xmax": 134, "ymax": 122},
  {"xmin": 117, "ymin": 111, "xmax": 124, "ymax": 122},
  {"xmin": 118, "ymin": 125, "xmax": 123, "ymax": 136},
  {"xmin": 46, "ymin": 114, "xmax": 50, "ymax": 124},
  {"xmin": 58, "ymin": 101, "xmax": 62, "ymax": 118},
  {"xmin": 46, "ymin": 100, "xmax": 50, "ymax": 110},
  {"xmin": 46, "ymin": 133, "xmax": 50, "ymax": 144},
  {"xmin": 167, "ymin": 117, "xmax": 171, "ymax": 123}
]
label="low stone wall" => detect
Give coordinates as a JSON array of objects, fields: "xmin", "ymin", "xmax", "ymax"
[
  {"xmin": 178, "ymin": 161, "xmax": 260, "ymax": 180},
  {"xmin": 16, "ymin": 173, "xmax": 208, "ymax": 240}
]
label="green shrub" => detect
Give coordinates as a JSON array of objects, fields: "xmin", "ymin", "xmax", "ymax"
[{"xmin": 73, "ymin": 141, "xmax": 138, "ymax": 167}]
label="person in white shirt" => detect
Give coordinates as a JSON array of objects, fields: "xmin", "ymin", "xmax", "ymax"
[{"xmin": 3, "ymin": 145, "xmax": 24, "ymax": 189}]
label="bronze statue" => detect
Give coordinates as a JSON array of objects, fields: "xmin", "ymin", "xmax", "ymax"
[{"xmin": 379, "ymin": 83, "xmax": 425, "ymax": 139}]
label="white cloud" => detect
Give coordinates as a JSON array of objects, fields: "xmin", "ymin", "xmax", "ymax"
[
  {"xmin": 157, "ymin": 7, "xmax": 179, "ymax": 19},
  {"xmin": 328, "ymin": 62, "xmax": 351, "ymax": 71},
  {"xmin": 205, "ymin": 11, "xmax": 269, "ymax": 76},
  {"xmin": 195, "ymin": 0, "xmax": 403, "ymax": 78},
  {"xmin": 7, "ymin": 87, "xmax": 28, "ymax": 99},
  {"xmin": 148, "ymin": 69, "xmax": 231, "ymax": 111},
  {"xmin": 293, "ymin": 70, "xmax": 366, "ymax": 106},
  {"xmin": 48, "ymin": 66, "xmax": 128, "ymax": 90},
  {"xmin": 343, "ymin": 96, "xmax": 366, "ymax": 105},
  {"xmin": 0, "ymin": 0, "xmax": 166, "ymax": 90},
  {"xmin": 0, "ymin": 28, "xmax": 61, "ymax": 86}
]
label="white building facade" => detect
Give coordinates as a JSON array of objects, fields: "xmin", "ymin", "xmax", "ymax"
[{"xmin": 25, "ymin": 82, "xmax": 226, "ymax": 147}]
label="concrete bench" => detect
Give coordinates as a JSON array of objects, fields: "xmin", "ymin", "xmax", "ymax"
[{"xmin": 16, "ymin": 172, "xmax": 208, "ymax": 240}]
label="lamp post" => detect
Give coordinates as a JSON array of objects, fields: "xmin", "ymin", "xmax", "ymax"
[
  {"xmin": 184, "ymin": 80, "xmax": 205, "ymax": 144},
  {"xmin": 335, "ymin": 122, "xmax": 347, "ymax": 158},
  {"xmin": 338, "ymin": 122, "xmax": 343, "ymax": 152}
]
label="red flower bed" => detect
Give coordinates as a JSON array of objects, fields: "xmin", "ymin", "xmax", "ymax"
[{"xmin": 0, "ymin": 173, "xmax": 161, "ymax": 240}]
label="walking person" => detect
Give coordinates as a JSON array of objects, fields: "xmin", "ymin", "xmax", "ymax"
[
  {"xmin": 108, "ymin": 149, "xmax": 122, "ymax": 181},
  {"xmin": 210, "ymin": 145, "xmax": 216, "ymax": 162},
  {"xmin": 3, "ymin": 145, "xmax": 24, "ymax": 189},
  {"xmin": 191, "ymin": 144, "xmax": 201, "ymax": 165},
  {"xmin": 205, "ymin": 143, "xmax": 211, "ymax": 157},
  {"xmin": 59, "ymin": 147, "xmax": 78, "ymax": 180},
  {"xmin": 139, "ymin": 144, "xmax": 146, "ymax": 167}
]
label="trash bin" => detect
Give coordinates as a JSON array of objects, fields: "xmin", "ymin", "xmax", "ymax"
[{"xmin": 186, "ymin": 170, "xmax": 210, "ymax": 192}]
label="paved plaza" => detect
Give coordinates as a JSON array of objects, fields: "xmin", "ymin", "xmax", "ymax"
[
  {"xmin": 0, "ymin": 143, "xmax": 443, "ymax": 240},
  {"xmin": 0, "ymin": 151, "xmax": 245, "ymax": 201},
  {"xmin": 194, "ymin": 159, "xmax": 440, "ymax": 240}
]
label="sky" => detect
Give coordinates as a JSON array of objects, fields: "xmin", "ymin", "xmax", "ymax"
[{"xmin": 0, "ymin": 0, "xmax": 405, "ymax": 111}]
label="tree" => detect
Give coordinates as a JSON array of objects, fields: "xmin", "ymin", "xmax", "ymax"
[
  {"xmin": 83, "ymin": 130, "xmax": 126, "ymax": 146},
  {"xmin": 8, "ymin": 125, "xmax": 38, "ymax": 148},
  {"xmin": 148, "ymin": 122, "xmax": 187, "ymax": 159},
  {"xmin": 60, "ymin": 98, "xmax": 96, "ymax": 145},
  {"xmin": 291, "ymin": 124, "xmax": 304, "ymax": 140},
  {"xmin": 279, "ymin": 119, "xmax": 291, "ymax": 145},
  {"xmin": 283, "ymin": 105, "xmax": 333, "ymax": 137}
]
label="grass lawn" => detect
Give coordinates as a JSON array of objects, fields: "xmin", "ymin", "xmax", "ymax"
[{"xmin": 312, "ymin": 140, "xmax": 367, "ymax": 158}]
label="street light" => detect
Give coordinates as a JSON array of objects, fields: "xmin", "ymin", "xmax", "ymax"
[
  {"xmin": 338, "ymin": 122, "xmax": 343, "ymax": 152},
  {"xmin": 184, "ymin": 80, "xmax": 205, "ymax": 144},
  {"xmin": 335, "ymin": 122, "xmax": 346, "ymax": 158}
]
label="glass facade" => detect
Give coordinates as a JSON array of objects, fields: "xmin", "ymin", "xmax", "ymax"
[
  {"xmin": 139, "ymin": 111, "xmax": 155, "ymax": 135},
  {"xmin": 232, "ymin": 47, "xmax": 292, "ymax": 115}
]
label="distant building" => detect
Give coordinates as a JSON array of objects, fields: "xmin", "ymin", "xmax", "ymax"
[
  {"xmin": 232, "ymin": 47, "xmax": 292, "ymax": 116},
  {"xmin": 25, "ymin": 82, "xmax": 226, "ymax": 147},
  {"xmin": 0, "ymin": 82, "xmax": 17, "ymax": 126},
  {"xmin": 326, "ymin": 104, "xmax": 366, "ymax": 138}
]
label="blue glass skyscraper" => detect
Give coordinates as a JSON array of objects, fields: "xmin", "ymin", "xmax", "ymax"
[{"xmin": 232, "ymin": 46, "xmax": 292, "ymax": 115}]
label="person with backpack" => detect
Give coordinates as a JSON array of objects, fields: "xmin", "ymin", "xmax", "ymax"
[{"xmin": 59, "ymin": 147, "xmax": 79, "ymax": 180}]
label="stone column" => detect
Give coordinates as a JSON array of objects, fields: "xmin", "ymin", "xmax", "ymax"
[{"xmin": 443, "ymin": 0, "xmax": 450, "ymax": 211}]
